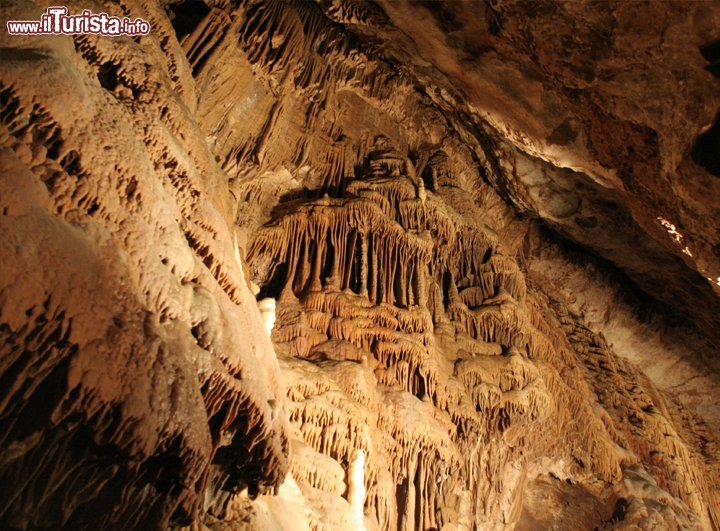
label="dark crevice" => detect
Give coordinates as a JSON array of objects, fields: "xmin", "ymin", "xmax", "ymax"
[
  {"xmin": 700, "ymin": 39, "xmax": 720, "ymax": 62},
  {"xmin": 692, "ymin": 110, "xmax": 720, "ymax": 178},
  {"xmin": 609, "ymin": 497, "xmax": 629, "ymax": 524},
  {"xmin": 167, "ymin": 0, "xmax": 211, "ymax": 42},
  {"xmin": 257, "ymin": 262, "xmax": 289, "ymax": 301},
  {"xmin": 60, "ymin": 150, "xmax": 81, "ymax": 176},
  {"xmin": 97, "ymin": 62, "xmax": 120, "ymax": 92},
  {"xmin": 700, "ymin": 39, "xmax": 720, "ymax": 78}
]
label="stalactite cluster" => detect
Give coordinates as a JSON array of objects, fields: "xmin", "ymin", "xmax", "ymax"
[{"xmin": 247, "ymin": 141, "xmax": 719, "ymax": 530}]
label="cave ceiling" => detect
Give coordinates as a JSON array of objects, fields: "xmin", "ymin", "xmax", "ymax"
[{"xmin": 1, "ymin": 0, "xmax": 719, "ymax": 530}]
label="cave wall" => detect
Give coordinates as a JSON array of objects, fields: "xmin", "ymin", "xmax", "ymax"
[{"xmin": 1, "ymin": 0, "xmax": 719, "ymax": 530}]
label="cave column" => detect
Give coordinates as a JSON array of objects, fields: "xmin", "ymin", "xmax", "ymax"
[
  {"xmin": 347, "ymin": 449, "xmax": 365, "ymax": 531},
  {"xmin": 360, "ymin": 231, "xmax": 369, "ymax": 298},
  {"xmin": 407, "ymin": 262, "xmax": 415, "ymax": 307},
  {"xmin": 310, "ymin": 235, "xmax": 323, "ymax": 292},
  {"xmin": 417, "ymin": 256, "xmax": 428, "ymax": 308}
]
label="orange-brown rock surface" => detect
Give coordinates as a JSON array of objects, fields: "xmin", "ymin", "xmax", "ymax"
[{"xmin": 1, "ymin": 1, "xmax": 719, "ymax": 530}]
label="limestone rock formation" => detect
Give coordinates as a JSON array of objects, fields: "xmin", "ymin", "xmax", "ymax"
[{"xmin": 1, "ymin": 1, "xmax": 719, "ymax": 530}]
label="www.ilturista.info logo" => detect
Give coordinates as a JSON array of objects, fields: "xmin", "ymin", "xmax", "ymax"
[{"xmin": 7, "ymin": 6, "xmax": 151, "ymax": 36}]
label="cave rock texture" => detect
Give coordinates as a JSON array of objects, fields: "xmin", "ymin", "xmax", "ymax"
[{"xmin": 1, "ymin": 0, "xmax": 720, "ymax": 530}]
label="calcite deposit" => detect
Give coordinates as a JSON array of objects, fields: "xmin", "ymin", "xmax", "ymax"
[{"xmin": 1, "ymin": 1, "xmax": 719, "ymax": 530}]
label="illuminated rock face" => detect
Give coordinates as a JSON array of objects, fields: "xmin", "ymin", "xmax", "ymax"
[{"xmin": 0, "ymin": 1, "xmax": 719, "ymax": 531}]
